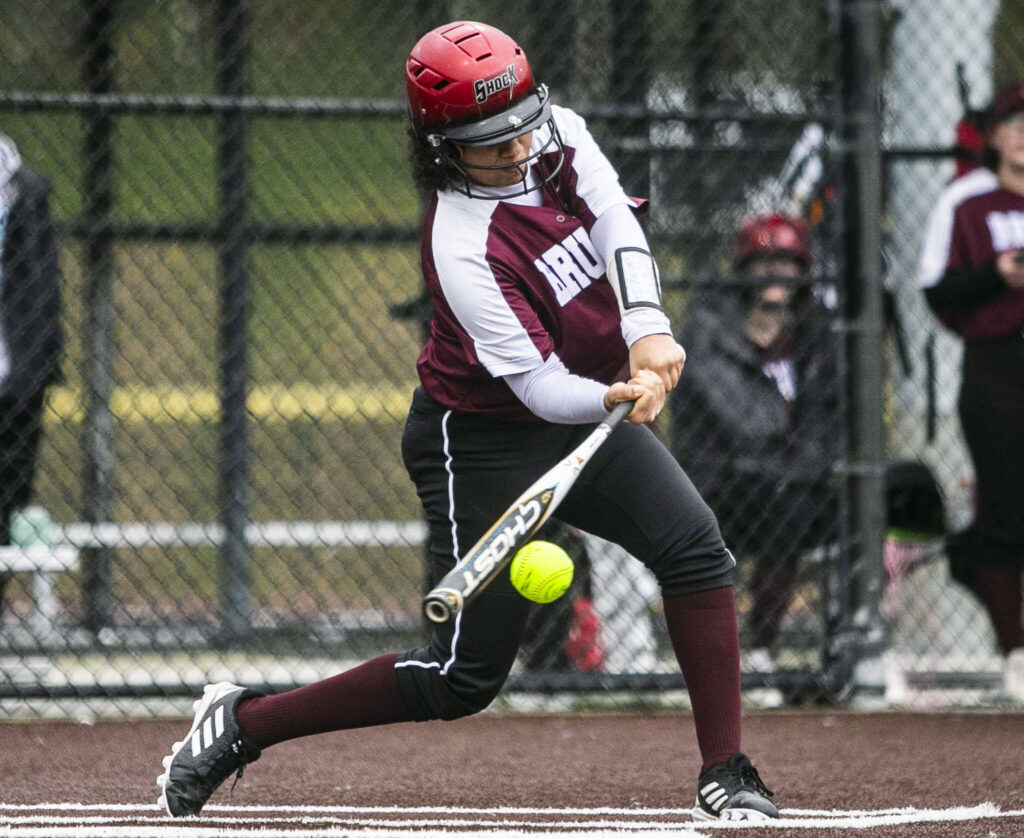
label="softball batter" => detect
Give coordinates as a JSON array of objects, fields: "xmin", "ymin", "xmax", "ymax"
[{"xmin": 157, "ymin": 20, "xmax": 779, "ymax": 822}]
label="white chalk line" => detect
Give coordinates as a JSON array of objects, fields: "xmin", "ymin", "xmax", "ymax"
[
  {"xmin": 3, "ymin": 829, "xmax": 709, "ymax": 838},
  {"xmin": 1, "ymin": 814, "xmax": 701, "ymax": 828},
  {"xmin": 1, "ymin": 802, "xmax": 1022, "ymax": 836},
  {"xmin": 1, "ymin": 814, "xmax": 708, "ymax": 832}
]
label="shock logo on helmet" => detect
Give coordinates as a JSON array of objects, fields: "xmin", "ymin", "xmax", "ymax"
[{"xmin": 474, "ymin": 64, "xmax": 520, "ymax": 104}]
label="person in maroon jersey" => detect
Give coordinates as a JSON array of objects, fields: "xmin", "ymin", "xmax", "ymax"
[
  {"xmin": 156, "ymin": 21, "xmax": 779, "ymax": 821},
  {"xmin": 922, "ymin": 82, "xmax": 1024, "ymax": 701},
  {"xmin": 669, "ymin": 214, "xmax": 840, "ymax": 692}
]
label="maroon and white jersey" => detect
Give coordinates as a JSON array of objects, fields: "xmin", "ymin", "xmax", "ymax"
[
  {"xmin": 945, "ymin": 186, "xmax": 1024, "ymax": 339},
  {"xmin": 917, "ymin": 167, "xmax": 997, "ymax": 290},
  {"xmin": 416, "ymin": 105, "xmax": 642, "ymax": 420}
]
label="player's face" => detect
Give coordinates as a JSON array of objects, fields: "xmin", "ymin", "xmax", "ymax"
[
  {"xmin": 457, "ymin": 132, "xmax": 535, "ymax": 187},
  {"xmin": 991, "ymin": 112, "xmax": 1024, "ymax": 172}
]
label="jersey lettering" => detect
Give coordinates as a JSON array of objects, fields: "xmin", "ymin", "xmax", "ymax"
[
  {"xmin": 986, "ymin": 209, "xmax": 1024, "ymax": 251},
  {"xmin": 562, "ymin": 228, "xmax": 605, "ymax": 279},
  {"xmin": 533, "ymin": 229, "xmax": 605, "ymax": 306}
]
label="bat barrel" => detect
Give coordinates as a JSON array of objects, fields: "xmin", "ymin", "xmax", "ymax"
[{"xmin": 423, "ymin": 588, "xmax": 462, "ymax": 624}]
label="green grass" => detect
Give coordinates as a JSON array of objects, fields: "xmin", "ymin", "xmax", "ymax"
[{"xmin": 33, "ymin": 235, "xmax": 426, "ymax": 534}]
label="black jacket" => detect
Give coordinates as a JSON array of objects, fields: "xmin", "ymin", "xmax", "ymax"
[
  {"xmin": 669, "ymin": 288, "xmax": 841, "ymax": 499},
  {"xmin": 1, "ymin": 165, "xmax": 63, "ymax": 403}
]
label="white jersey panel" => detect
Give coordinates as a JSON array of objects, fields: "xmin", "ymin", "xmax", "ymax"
[
  {"xmin": 916, "ymin": 167, "xmax": 998, "ymax": 289},
  {"xmin": 431, "ymin": 195, "xmax": 544, "ymax": 377},
  {"xmin": 550, "ymin": 105, "xmax": 634, "ymax": 220}
]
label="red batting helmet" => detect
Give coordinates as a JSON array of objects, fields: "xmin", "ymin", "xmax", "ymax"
[
  {"xmin": 734, "ymin": 213, "xmax": 811, "ymax": 270},
  {"xmin": 405, "ymin": 21, "xmax": 563, "ymax": 197}
]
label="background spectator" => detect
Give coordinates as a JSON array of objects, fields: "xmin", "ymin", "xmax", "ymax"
[
  {"xmin": 670, "ymin": 213, "xmax": 840, "ymax": 678},
  {"xmin": 0, "ymin": 133, "xmax": 64, "ymax": 615},
  {"xmin": 921, "ymin": 82, "xmax": 1024, "ymax": 701}
]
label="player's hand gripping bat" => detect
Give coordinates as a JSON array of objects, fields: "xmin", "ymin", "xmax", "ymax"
[{"xmin": 422, "ymin": 399, "xmax": 635, "ymax": 624}]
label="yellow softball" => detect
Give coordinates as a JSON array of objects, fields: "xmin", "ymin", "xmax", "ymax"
[{"xmin": 509, "ymin": 540, "xmax": 574, "ymax": 604}]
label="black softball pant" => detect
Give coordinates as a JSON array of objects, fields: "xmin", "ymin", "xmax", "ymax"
[
  {"xmin": 956, "ymin": 332, "xmax": 1024, "ymax": 565},
  {"xmin": 0, "ymin": 391, "xmax": 46, "ymax": 611},
  {"xmin": 394, "ymin": 388, "xmax": 734, "ymax": 722}
]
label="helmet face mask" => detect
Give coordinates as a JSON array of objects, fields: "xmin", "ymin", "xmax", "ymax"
[
  {"xmin": 430, "ymin": 87, "xmax": 565, "ymax": 198},
  {"xmin": 406, "ymin": 22, "xmax": 565, "ymax": 198}
]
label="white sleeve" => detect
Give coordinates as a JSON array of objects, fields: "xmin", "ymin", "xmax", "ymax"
[
  {"xmin": 432, "ymin": 199, "xmax": 544, "ymax": 376},
  {"xmin": 554, "ymin": 105, "xmax": 634, "ymax": 220},
  {"xmin": 503, "ymin": 354, "xmax": 610, "ymax": 424},
  {"xmin": 917, "ymin": 192, "xmax": 957, "ymax": 290},
  {"xmin": 590, "ymin": 203, "xmax": 673, "ymax": 346},
  {"xmin": 917, "ymin": 169, "xmax": 999, "ymax": 288}
]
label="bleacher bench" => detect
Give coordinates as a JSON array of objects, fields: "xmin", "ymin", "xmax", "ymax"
[
  {"xmin": 0, "ymin": 544, "xmax": 80, "ymax": 636},
  {"xmin": 1, "ymin": 520, "xmax": 426, "ymax": 639}
]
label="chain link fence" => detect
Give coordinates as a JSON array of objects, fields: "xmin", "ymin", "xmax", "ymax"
[{"xmin": 0, "ymin": 0, "xmax": 1016, "ymax": 719}]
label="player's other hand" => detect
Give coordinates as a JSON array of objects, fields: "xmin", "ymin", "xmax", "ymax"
[
  {"xmin": 997, "ymin": 249, "xmax": 1024, "ymax": 289},
  {"xmin": 604, "ymin": 369, "xmax": 665, "ymax": 424},
  {"xmin": 629, "ymin": 333, "xmax": 686, "ymax": 391}
]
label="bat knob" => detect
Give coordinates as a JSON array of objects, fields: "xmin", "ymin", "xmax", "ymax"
[{"xmin": 423, "ymin": 589, "xmax": 462, "ymax": 624}]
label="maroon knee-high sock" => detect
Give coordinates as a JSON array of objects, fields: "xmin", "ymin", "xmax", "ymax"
[
  {"xmin": 663, "ymin": 587, "xmax": 742, "ymax": 773},
  {"xmin": 235, "ymin": 653, "xmax": 409, "ymax": 749},
  {"xmin": 970, "ymin": 564, "xmax": 1024, "ymax": 655},
  {"xmin": 750, "ymin": 565, "xmax": 797, "ymax": 650}
]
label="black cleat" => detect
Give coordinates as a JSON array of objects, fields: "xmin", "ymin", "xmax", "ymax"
[
  {"xmin": 693, "ymin": 752, "xmax": 779, "ymax": 821},
  {"xmin": 156, "ymin": 682, "xmax": 263, "ymax": 817}
]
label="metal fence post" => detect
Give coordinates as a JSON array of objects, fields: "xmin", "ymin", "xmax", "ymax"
[
  {"xmin": 838, "ymin": 0, "xmax": 888, "ymax": 699},
  {"xmin": 687, "ymin": 0, "xmax": 726, "ymax": 243},
  {"xmin": 528, "ymin": 0, "xmax": 575, "ymax": 101},
  {"xmin": 80, "ymin": 0, "xmax": 117, "ymax": 634},
  {"xmin": 215, "ymin": 0, "xmax": 252, "ymax": 641},
  {"xmin": 610, "ymin": 0, "xmax": 651, "ymax": 196}
]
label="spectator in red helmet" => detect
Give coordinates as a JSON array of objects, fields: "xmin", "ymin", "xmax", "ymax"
[
  {"xmin": 921, "ymin": 82, "xmax": 1024, "ymax": 702},
  {"xmin": 670, "ymin": 213, "xmax": 841, "ymax": 698},
  {"xmin": 155, "ymin": 21, "xmax": 779, "ymax": 822}
]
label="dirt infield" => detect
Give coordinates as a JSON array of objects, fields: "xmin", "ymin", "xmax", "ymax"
[{"xmin": 2, "ymin": 708, "xmax": 1022, "ymax": 836}]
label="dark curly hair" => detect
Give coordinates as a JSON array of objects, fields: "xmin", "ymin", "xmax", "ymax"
[{"xmin": 406, "ymin": 124, "xmax": 463, "ymax": 197}]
